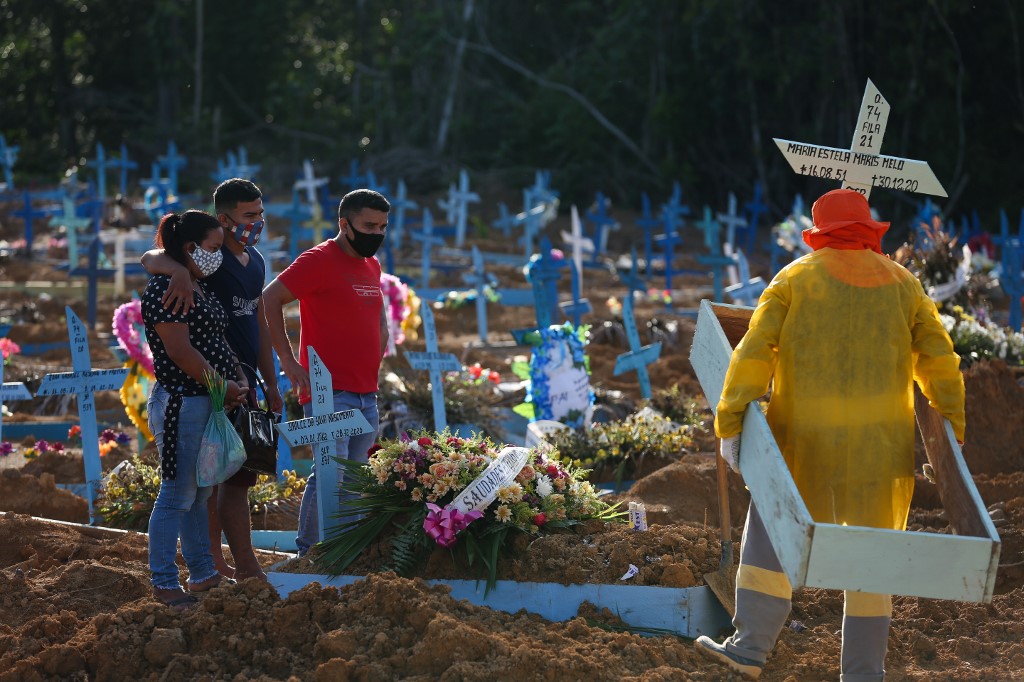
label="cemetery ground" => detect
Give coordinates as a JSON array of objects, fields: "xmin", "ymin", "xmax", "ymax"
[{"xmin": 0, "ymin": 230, "xmax": 1023, "ymax": 680}]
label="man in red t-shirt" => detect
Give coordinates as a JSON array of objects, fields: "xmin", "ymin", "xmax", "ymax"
[{"xmin": 264, "ymin": 189, "xmax": 390, "ymax": 555}]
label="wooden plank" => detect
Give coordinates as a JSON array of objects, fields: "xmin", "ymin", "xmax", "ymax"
[
  {"xmin": 268, "ymin": 572, "xmax": 731, "ymax": 638},
  {"xmin": 806, "ymin": 525, "xmax": 995, "ymax": 602}
]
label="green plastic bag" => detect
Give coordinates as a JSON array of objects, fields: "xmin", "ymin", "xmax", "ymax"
[{"xmin": 197, "ymin": 371, "xmax": 246, "ymax": 487}]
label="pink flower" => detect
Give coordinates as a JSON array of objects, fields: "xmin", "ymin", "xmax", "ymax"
[{"xmin": 0, "ymin": 338, "xmax": 20, "ymax": 359}]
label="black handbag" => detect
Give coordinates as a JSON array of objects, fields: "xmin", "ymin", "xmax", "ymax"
[{"xmin": 231, "ymin": 364, "xmax": 281, "ymax": 476}]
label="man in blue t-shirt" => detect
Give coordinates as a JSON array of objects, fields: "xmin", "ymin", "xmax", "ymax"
[{"xmin": 142, "ymin": 178, "xmax": 283, "ymax": 581}]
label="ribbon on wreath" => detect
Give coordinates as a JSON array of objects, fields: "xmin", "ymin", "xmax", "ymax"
[{"xmin": 423, "ymin": 504, "xmax": 483, "ymax": 548}]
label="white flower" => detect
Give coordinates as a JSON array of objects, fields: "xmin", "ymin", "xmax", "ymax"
[{"xmin": 535, "ymin": 475, "xmax": 553, "ymax": 498}]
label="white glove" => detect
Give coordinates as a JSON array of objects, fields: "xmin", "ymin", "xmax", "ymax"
[{"xmin": 720, "ymin": 434, "xmax": 741, "ymax": 473}]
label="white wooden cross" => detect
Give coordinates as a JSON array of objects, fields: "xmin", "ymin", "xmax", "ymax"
[
  {"xmin": 774, "ymin": 79, "xmax": 946, "ymax": 200},
  {"xmin": 274, "ymin": 347, "xmax": 373, "ymax": 542},
  {"xmin": 294, "ymin": 160, "xmax": 329, "ymax": 205},
  {"xmin": 716, "ymin": 192, "xmax": 748, "ymax": 251},
  {"xmin": 560, "ymin": 205, "xmax": 594, "ymax": 292},
  {"xmin": 36, "ymin": 308, "xmax": 128, "ymax": 524}
]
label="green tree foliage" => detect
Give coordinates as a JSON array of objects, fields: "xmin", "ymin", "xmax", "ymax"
[{"xmin": 1, "ymin": 0, "xmax": 1021, "ymax": 224}]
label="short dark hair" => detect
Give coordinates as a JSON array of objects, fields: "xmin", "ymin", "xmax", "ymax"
[
  {"xmin": 214, "ymin": 178, "xmax": 262, "ymax": 215},
  {"xmin": 155, "ymin": 210, "xmax": 222, "ymax": 265},
  {"xmin": 338, "ymin": 189, "xmax": 390, "ymax": 223}
]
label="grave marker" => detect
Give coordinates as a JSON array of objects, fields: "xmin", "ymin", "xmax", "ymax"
[
  {"xmin": 234, "ymin": 146, "xmax": 260, "ymax": 180},
  {"xmin": 157, "ymin": 141, "xmax": 187, "ymax": 196},
  {"xmin": 492, "ymin": 202, "xmax": 517, "ymax": 238},
  {"xmin": 405, "ymin": 301, "xmax": 461, "ymax": 431},
  {"xmin": 109, "ymin": 143, "xmax": 138, "ymax": 197},
  {"xmin": 742, "ymin": 182, "xmax": 768, "ymax": 252},
  {"xmin": 613, "ymin": 295, "xmax": 662, "ymax": 400},
  {"xmin": 559, "ymin": 259, "xmax": 592, "ymax": 328},
  {"xmin": 620, "ymin": 246, "xmax": 647, "ymax": 296},
  {"xmin": 636, "ymin": 192, "xmax": 663, "ymax": 278},
  {"xmin": 724, "ymin": 250, "xmax": 767, "ymax": 307},
  {"xmin": 654, "ymin": 208, "xmax": 683, "ymax": 293},
  {"xmin": 36, "ymin": 308, "xmax": 128, "ymax": 523},
  {"xmin": 89, "ymin": 143, "xmax": 111, "ymax": 202},
  {"xmin": 12, "ymin": 191, "xmax": 57, "ymax": 258},
  {"xmin": 561, "ymin": 205, "xmax": 594, "ymax": 290},
  {"xmin": 0, "ymin": 361, "xmax": 32, "ymax": 445},
  {"xmin": 517, "ymin": 196, "xmax": 547, "ymax": 257},
  {"xmin": 512, "ymin": 238, "xmax": 564, "ymax": 344},
  {"xmin": 388, "ymin": 179, "xmax": 418, "ymax": 250},
  {"xmin": 59, "ymin": 196, "xmax": 94, "ymax": 271},
  {"xmin": 717, "ymin": 192, "xmax": 748, "ymax": 251},
  {"xmin": 295, "ymin": 160, "xmax": 329, "ymax": 205},
  {"xmin": 340, "ymin": 160, "xmax": 367, "ymax": 191},
  {"xmin": 438, "ymin": 169, "xmax": 480, "ymax": 248},
  {"xmin": 412, "ymin": 209, "xmax": 445, "ymax": 290},
  {"xmin": 662, "ymin": 181, "xmax": 691, "ymax": 229},
  {"xmin": 302, "ymin": 202, "xmax": 333, "ymax": 246},
  {"xmin": 461, "ymin": 246, "xmax": 492, "ymax": 344},
  {"xmin": 774, "ymin": 80, "xmax": 947, "ymax": 200},
  {"xmin": 586, "ymin": 192, "xmax": 618, "ymax": 257},
  {"xmin": 275, "ymin": 346, "xmax": 373, "ymax": 541},
  {"xmin": 364, "ymin": 170, "xmax": 390, "ymax": 198}
]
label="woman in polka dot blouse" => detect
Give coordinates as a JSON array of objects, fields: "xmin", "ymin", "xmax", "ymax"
[{"xmin": 141, "ymin": 210, "xmax": 249, "ymax": 611}]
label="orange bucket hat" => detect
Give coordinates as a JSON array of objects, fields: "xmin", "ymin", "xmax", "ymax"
[{"xmin": 802, "ymin": 189, "xmax": 890, "ymax": 253}]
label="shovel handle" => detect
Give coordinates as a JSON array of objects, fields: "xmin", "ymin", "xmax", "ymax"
[{"xmin": 716, "ymin": 439, "xmax": 732, "ymax": 543}]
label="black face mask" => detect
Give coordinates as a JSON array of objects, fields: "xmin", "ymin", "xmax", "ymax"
[{"xmin": 345, "ymin": 222, "xmax": 385, "ymax": 258}]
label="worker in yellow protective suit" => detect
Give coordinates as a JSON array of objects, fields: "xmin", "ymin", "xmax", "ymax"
[{"xmin": 695, "ymin": 189, "xmax": 965, "ymax": 681}]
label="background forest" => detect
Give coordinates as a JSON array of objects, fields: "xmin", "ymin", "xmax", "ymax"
[{"xmin": 2, "ymin": 0, "xmax": 1022, "ymax": 228}]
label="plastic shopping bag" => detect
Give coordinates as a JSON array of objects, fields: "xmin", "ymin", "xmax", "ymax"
[{"xmin": 196, "ymin": 371, "xmax": 246, "ymax": 487}]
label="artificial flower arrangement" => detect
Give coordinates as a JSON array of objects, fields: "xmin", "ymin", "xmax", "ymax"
[
  {"xmin": 0, "ymin": 337, "xmax": 20, "ymax": 365},
  {"xmin": 313, "ymin": 429, "xmax": 624, "ymax": 588},
  {"xmin": 112, "ymin": 300, "xmax": 154, "ymax": 441},
  {"xmin": 545, "ymin": 409, "xmax": 695, "ymax": 487},
  {"xmin": 380, "ymin": 362, "xmax": 506, "ymax": 438},
  {"xmin": 380, "ymin": 273, "xmax": 414, "ymax": 353},
  {"xmin": 941, "ymin": 306, "xmax": 1024, "ymax": 366},
  {"xmin": 432, "ymin": 284, "xmax": 501, "ymax": 310},
  {"xmin": 512, "ymin": 323, "xmax": 595, "ymax": 429},
  {"xmin": 96, "ymin": 455, "xmax": 308, "ymax": 530},
  {"xmin": 1, "ymin": 425, "xmax": 130, "ymax": 460}
]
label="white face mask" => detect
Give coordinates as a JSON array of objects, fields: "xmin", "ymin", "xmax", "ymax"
[{"xmin": 190, "ymin": 245, "xmax": 223, "ymax": 277}]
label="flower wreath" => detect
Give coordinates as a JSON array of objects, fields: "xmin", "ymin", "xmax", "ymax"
[
  {"xmin": 112, "ymin": 300, "xmax": 154, "ymax": 441},
  {"xmin": 380, "ymin": 273, "xmax": 411, "ymax": 348},
  {"xmin": 514, "ymin": 323, "xmax": 594, "ymax": 429}
]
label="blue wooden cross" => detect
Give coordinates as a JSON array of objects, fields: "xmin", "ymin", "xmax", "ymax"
[
  {"xmin": 340, "ymin": 159, "xmax": 367, "ymax": 190},
  {"xmin": 654, "ymin": 207, "xmax": 683, "ymax": 292},
  {"xmin": 512, "ymin": 238, "xmax": 565, "ymax": 344},
  {"xmin": 743, "ymin": 182, "xmax": 769, "ymax": 253},
  {"xmin": 586, "ymin": 192, "xmax": 618, "ymax": 257},
  {"xmin": 275, "ymin": 346, "xmax": 373, "ymax": 540},
  {"xmin": 141, "ymin": 162, "xmax": 170, "ymax": 193},
  {"xmin": 36, "ymin": 308, "xmax": 128, "ymax": 524},
  {"xmin": 696, "ymin": 205, "xmax": 722, "ymax": 253},
  {"xmin": 109, "ymin": 143, "xmax": 138, "ymax": 197},
  {"xmin": 388, "ymin": 179, "xmax": 418, "ymax": 250},
  {"xmin": 461, "ymin": 246, "xmax": 492, "ymax": 343},
  {"xmin": 234, "ymin": 146, "xmax": 260, "ymax": 180},
  {"xmin": 492, "ymin": 202, "xmax": 517, "ymax": 238},
  {"xmin": 613, "ymin": 294, "xmax": 662, "ymax": 400},
  {"xmin": 295, "ymin": 160, "xmax": 329, "ymax": 205},
  {"xmin": 1003, "ymin": 241, "xmax": 1024, "ymax": 331},
  {"xmin": 525, "ymin": 169, "xmax": 559, "ymax": 209},
  {"xmin": 157, "ymin": 141, "xmax": 187, "ymax": 196},
  {"xmin": 13, "ymin": 191, "xmax": 58, "ymax": 258},
  {"xmin": 0, "ymin": 133, "xmax": 19, "ymax": 190},
  {"xmin": 636, "ymin": 192, "xmax": 663, "ymax": 278},
  {"xmin": 405, "ymin": 301, "xmax": 462, "ymax": 431},
  {"xmin": 362, "ymin": 170, "xmax": 390, "ymax": 198},
  {"xmin": 88, "ymin": 143, "xmax": 112, "ymax": 202},
  {"xmin": 725, "ymin": 250, "xmax": 767, "ymax": 306},
  {"xmin": 72, "ymin": 201, "xmax": 116, "ymax": 328},
  {"xmin": 620, "ymin": 245, "xmax": 647, "ymax": 296},
  {"xmin": 142, "ymin": 182, "xmax": 179, "ymax": 224},
  {"xmin": 517, "ymin": 198, "xmax": 548, "ymax": 257},
  {"xmin": 412, "ymin": 208, "xmax": 446, "ymax": 290},
  {"xmin": 0, "ymin": 361, "xmax": 32, "ymax": 445},
  {"xmin": 59, "ymin": 196, "xmax": 94, "ymax": 270},
  {"xmin": 438, "ymin": 169, "xmax": 480, "ymax": 248},
  {"xmin": 662, "ymin": 181, "xmax": 692, "ymax": 230},
  {"xmin": 559, "ymin": 258, "xmax": 592, "ymax": 327},
  {"xmin": 716, "ymin": 192, "xmax": 748, "ymax": 251}
]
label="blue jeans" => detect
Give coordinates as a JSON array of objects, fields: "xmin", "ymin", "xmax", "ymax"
[
  {"xmin": 147, "ymin": 383, "xmax": 218, "ymax": 590},
  {"xmin": 296, "ymin": 390, "xmax": 379, "ymax": 556}
]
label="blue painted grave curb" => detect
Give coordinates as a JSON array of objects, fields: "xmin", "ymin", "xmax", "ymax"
[{"xmin": 267, "ymin": 572, "xmax": 730, "ymax": 638}]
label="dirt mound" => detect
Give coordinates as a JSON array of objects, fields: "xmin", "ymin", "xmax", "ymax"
[
  {"xmin": 961, "ymin": 360, "xmax": 1024, "ymax": 476},
  {"xmin": 0, "ymin": 470, "xmax": 88, "ymax": 522}
]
